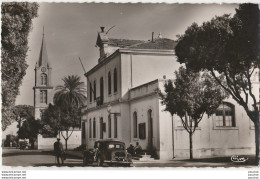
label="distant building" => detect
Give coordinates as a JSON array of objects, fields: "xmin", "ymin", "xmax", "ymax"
[{"xmin": 82, "ymin": 27, "xmax": 258, "ymax": 159}]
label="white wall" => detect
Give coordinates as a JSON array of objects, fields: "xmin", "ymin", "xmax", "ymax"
[{"xmin": 37, "ymin": 131, "xmax": 81, "ymax": 150}]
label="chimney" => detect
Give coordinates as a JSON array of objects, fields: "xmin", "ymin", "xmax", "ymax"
[
  {"xmin": 158, "ymin": 32, "xmax": 162, "ymax": 39},
  {"xmin": 152, "ymin": 32, "xmax": 154, "ymax": 42},
  {"xmin": 101, "ymin": 27, "xmax": 105, "ymax": 33}
]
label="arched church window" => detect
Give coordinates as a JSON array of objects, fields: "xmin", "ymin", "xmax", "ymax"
[
  {"xmin": 40, "ymin": 73, "xmax": 47, "ymax": 85},
  {"xmin": 215, "ymin": 102, "xmax": 235, "ymax": 127},
  {"xmin": 40, "ymin": 90, "xmax": 47, "ymax": 104}
]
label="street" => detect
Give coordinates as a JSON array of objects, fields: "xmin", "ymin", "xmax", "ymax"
[{"xmin": 2, "ymin": 148, "xmax": 257, "ymax": 167}]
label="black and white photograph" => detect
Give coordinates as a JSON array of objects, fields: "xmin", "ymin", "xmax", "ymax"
[{"xmin": 1, "ymin": 1, "xmax": 260, "ymax": 175}]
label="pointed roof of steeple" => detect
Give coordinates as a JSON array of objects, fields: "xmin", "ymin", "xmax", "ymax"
[{"xmin": 36, "ymin": 27, "xmax": 50, "ymax": 68}]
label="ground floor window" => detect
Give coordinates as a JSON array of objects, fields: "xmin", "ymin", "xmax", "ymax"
[
  {"xmin": 114, "ymin": 115, "xmax": 117, "ymax": 138},
  {"xmin": 89, "ymin": 119, "xmax": 92, "ymax": 138},
  {"xmin": 82, "ymin": 122, "xmax": 86, "ymax": 139},
  {"xmin": 93, "ymin": 118, "xmax": 96, "ymax": 138},
  {"xmin": 215, "ymin": 102, "xmax": 235, "ymax": 127},
  {"xmin": 133, "ymin": 112, "xmax": 138, "ymax": 138},
  {"xmin": 139, "ymin": 123, "xmax": 146, "ymax": 139},
  {"xmin": 108, "ymin": 115, "xmax": 111, "ymax": 138}
]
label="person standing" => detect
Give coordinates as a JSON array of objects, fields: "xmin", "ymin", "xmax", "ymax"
[{"xmin": 54, "ymin": 138, "xmax": 64, "ymax": 166}]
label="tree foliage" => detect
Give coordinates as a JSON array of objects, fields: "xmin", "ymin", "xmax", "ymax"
[
  {"xmin": 1, "ymin": 2, "xmax": 39, "ymax": 131},
  {"xmin": 159, "ymin": 67, "xmax": 228, "ymax": 159},
  {"xmin": 17, "ymin": 116, "xmax": 41, "ymax": 148},
  {"xmin": 54, "ymin": 75, "xmax": 87, "ymax": 110},
  {"xmin": 175, "ymin": 4, "xmax": 260, "ymax": 163},
  {"xmin": 41, "ymin": 104, "xmax": 81, "ymax": 150},
  {"xmin": 12, "ymin": 105, "xmax": 34, "ymax": 130}
]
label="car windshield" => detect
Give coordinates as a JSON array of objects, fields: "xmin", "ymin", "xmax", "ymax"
[{"xmin": 108, "ymin": 144, "xmax": 124, "ymax": 149}]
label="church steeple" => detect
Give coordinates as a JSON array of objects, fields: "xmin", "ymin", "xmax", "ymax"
[
  {"xmin": 33, "ymin": 28, "xmax": 53, "ymax": 120},
  {"xmin": 36, "ymin": 27, "xmax": 50, "ymax": 68}
]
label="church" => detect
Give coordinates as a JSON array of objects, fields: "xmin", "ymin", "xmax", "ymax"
[
  {"xmin": 81, "ymin": 27, "xmax": 259, "ymax": 159},
  {"xmin": 33, "ymin": 31, "xmax": 81, "ymax": 150}
]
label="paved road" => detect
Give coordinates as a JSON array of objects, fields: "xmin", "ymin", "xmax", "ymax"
[
  {"xmin": 2, "ymin": 148, "xmax": 257, "ymax": 168},
  {"xmin": 2, "ymin": 149, "xmax": 84, "ymax": 167}
]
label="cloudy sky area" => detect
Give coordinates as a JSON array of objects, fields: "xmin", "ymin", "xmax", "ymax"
[{"xmin": 15, "ymin": 3, "xmax": 238, "ymax": 106}]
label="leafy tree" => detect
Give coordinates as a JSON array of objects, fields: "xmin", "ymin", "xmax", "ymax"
[
  {"xmin": 17, "ymin": 116, "xmax": 41, "ymax": 149},
  {"xmin": 12, "ymin": 105, "xmax": 34, "ymax": 131},
  {"xmin": 41, "ymin": 104, "xmax": 81, "ymax": 150},
  {"xmin": 1, "ymin": 2, "xmax": 38, "ymax": 131},
  {"xmin": 159, "ymin": 67, "xmax": 227, "ymax": 159},
  {"xmin": 175, "ymin": 4, "xmax": 260, "ymax": 163}
]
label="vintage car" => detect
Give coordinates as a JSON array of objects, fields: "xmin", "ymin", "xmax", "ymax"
[{"xmin": 83, "ymin": 139, "xmax": 132, "ymax": 167}]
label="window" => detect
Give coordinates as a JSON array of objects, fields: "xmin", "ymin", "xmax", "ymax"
[
  {"xmin": 114, "ymin": 68, "xmax": 117, "ymax": 93},
  {"xmin": 108, "ymin": 115, "xmax": 111, "ymax": 138},
  {"xmin": 40, "ymin": 73, "xmax": 47, "ymax": 85},
  {"xmin": 93, "ymin": 118, "xmax": 96, "ymax": 138},
  {"xmin": 89, "ymin": 82, "xmax": 92, "ymax": 102},
  {"xmin": 94, "ymin": 80, "xmax": 96, "ymax": 100},
  {"xmin": 108, "ymin": 72, "xmax": 111, "ymax": 95},
  {"xmin": 215, "ymin": 102, "xmax": 235, "ymax": 127},
  {"xmin": 133, "ymin": 112, "xmax": 138, "ymax": 138},
  {"xmin": 40, "ymin": 90, "xmax": 47, "ymax": 103},
  {"xmin": 89, "ymin": 119, "xmax": 92, "ymax": 138},
  {"xmin": 100, "ymin": 77, "xmax": 104, "ymax": 102},
  {"xmin": 100, "ymin": 117, "xmax": 103, "ymax": 139},
  {"xmin": 114, "ymin": 115, "xmax": 117, "ymax": 138},
  {"xmin": 82, "ymin": 122, "xmax": 86, "ymax": 139},
  {"xmin": 139, "ymin": 123, "xmax": 146, "ymax": 139}
]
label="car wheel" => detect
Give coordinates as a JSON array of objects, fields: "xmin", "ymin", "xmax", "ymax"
[{"xmin": 97, "ymin": 157, "xmax": 103, "ymax": 167}]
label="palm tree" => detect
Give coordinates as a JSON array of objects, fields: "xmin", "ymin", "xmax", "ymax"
[
  {"xmin": 54, "ymin": 75, "xmax": 87, "ymax": 150},
  {"xmin": 54, "ymin": 75, "xmax": 87, "ymax": 110}
]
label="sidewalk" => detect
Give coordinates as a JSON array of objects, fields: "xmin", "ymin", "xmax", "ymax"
[{"xmin": 51, "ymin": 150, "xmax": 257, "ymax": 167}]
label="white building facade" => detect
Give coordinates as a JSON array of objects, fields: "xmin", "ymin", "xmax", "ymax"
[{"xmin": 82, "ymin": 27, "xmax": 259, "ymax": 159}]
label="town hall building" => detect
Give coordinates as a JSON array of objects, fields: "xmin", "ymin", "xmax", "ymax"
[{"xmin": 82, "ymin": 27, "xmax": 259, "ymax": 159}]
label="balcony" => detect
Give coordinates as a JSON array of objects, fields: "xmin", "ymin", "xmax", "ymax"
[{"xmin": 96, "ymin": 96, "xmax": 104, "ymax": 106}]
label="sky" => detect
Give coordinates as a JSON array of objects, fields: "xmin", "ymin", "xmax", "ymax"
[{"xmin": 15, "ymin": 3, "xmax": 238, "ymax": 106}]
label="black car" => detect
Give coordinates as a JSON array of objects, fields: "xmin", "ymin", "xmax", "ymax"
[{"xmin": 83, "ymin": 139, "xmax": 132, "ymax": 167}]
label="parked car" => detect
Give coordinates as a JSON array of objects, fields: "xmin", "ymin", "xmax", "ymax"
[{"xmin": 83, "ymin": 139, "xmax": 132, "ymax": 167}]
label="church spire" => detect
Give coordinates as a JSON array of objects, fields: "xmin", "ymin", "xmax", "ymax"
[{"xmin": 36, "ymin": 26, "xmax": 50, "ymax": 68}]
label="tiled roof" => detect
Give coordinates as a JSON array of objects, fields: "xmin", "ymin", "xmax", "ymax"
[
  {"xmin": 108, "ymin": 38, "xmax": 145, "ymax": 48},
  {"xmin": 107, "ymin": 38, "xmax": 176, "ymax": 50},
  {"xmin": 130, "ymin": 38, "xmax": 176, "ymax": 50}
]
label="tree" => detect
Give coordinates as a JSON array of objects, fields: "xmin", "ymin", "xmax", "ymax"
[
  {"xmin": 41, "ymin": 104, "xmax": 81, "ymax": 150},
  {"xmin": 1, "ymin": 2, "xmax": 39, "ymax": 131},
  {"xmin": 175, "ymin": 4, "xmax": 260, "ymax": 164},
  {"xmin": 159, "ymin": 67, "xmax": 227, "ymax": 159},
  {"xmin": 42, "ymin": 75, "xmax": 86, "ymax": 150},
  {"xmin": 54, "ymin": 75, "xmax": 87, "ymax": 110},
  {"xmin": 12, "ymin": 105, "xmax": 34, "ymax": 131},
  {"xmin": 17, "ymin": 116, "xmax": 41, "ymax": 149}
]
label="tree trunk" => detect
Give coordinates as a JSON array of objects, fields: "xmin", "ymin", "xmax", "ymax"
[
  {"xmin": 65, "ymin": 139, "xmax": 68, "ymax": 151},
  {"xmin": 171, "ymin": 115, "xmax": 175, "ymax": 159},
  {"xmin": 254, "ymin": 114, "xmax": 259, "ymax": 165},
  {"xmin": 189, "ymin": 132, "xmax": 193, "ymax": 160},
  {"xmin": 65, "ymin": 131, "xmax": 68, "ymax": 151}
]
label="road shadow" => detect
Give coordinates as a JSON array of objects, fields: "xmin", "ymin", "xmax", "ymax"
[{"xmin": 2, "ymin": 151, "xmax": 53, "ymax": 157}]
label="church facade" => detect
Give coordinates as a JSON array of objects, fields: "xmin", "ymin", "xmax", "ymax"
[{"xmin": 82, "ymin": 27, "xmax": 259, "ymax": 159}]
